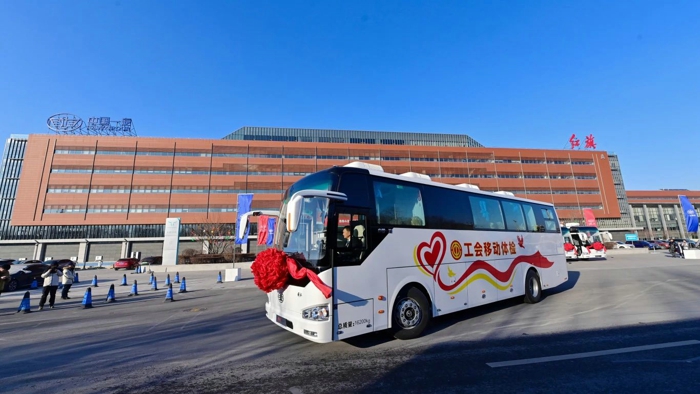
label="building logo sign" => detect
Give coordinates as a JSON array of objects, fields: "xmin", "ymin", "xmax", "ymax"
[
  {"xmin": 46, "ymin": 113, "xmax": 136, "ymax": 137},
  {"xmin": 47, "ymin": 113, "xmax": 84, "ymax": 133}
]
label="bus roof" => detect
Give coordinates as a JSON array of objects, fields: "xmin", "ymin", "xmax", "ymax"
[{"xmin": 321, "ymin": 163, "xmax": 556, "ymax": 208}]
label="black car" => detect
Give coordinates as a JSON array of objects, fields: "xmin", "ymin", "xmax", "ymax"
[
  {"xmin": 42, "ymin": 259, "xmax": 75, "ymax": 270},
  {"xmin": 6, "ymin": 264, "xmax": 47, "ymax": 292},
  {"xmin": 140, "ymin": 256, "xmax": 162, "ymax": 266},
  {"xmin": 12, "ymin": 259, "xmax": 43, "ymax": 265}
]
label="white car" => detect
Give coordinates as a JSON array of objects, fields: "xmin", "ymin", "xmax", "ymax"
[{"xmin": 615, "ymin": 241, "xmax": 634, "ymax": 249}]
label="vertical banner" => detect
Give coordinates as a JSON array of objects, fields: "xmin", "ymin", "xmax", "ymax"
[
  {"xmin": 583, "ymin": 208, "xmax": 597, "ymax": 227},
  {"xmin": 678, "ymin": 195, "xmax": 699, "ymax": 233},
  {"xmin": 267, "ymin": 217, "xmax": 276, "ymax": 246},
  {"xmin": 257, "ymin": 215, "xmax": 269, "ymax": 245},
  {"xmin": 162, "ymin": 218, "xmax": 181, "ymax": 265},
  {"xmin": 235, "ymin": 193, "xmax": 254, "ymax": 245}
]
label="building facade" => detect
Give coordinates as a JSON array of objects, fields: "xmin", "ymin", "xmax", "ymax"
[
  {"xmin": 0, "ymin": 128, "xmax": 637, "ymax": 261},
  {"xmin": 626, "ymin": 190, "xmax": 700, "ymax": 240}
]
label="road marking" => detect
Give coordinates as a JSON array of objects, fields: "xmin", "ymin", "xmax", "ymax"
[
  {"xmin": 146, "ymin": 314, "xmax": 179, "ymax": 332},
  {"xmin": 613, "ymin": 355, "xmax": 700, "ymax": 364},
  {"xmin": 487, "ymin": 340, "xmax": 700, "ymax": 368},
  {"xmin": 180, "ymin": 312, "xmax": 203, "ymax": 330}
]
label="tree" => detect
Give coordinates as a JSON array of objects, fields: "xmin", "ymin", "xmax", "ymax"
[{"xmin": 189, "ymin": 216, "xmax": 236, "ymax": 256}]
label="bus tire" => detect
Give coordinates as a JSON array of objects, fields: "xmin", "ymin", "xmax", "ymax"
[
  {"xmin": 391, "ymin": 286, "xmax": 431, "ymax": 340},
  {"xmin": 524, "ymin": 269, "xmax": 542, "ymax": 304}
]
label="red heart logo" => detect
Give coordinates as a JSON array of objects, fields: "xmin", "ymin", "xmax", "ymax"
[{"xmin": 415, "ymin": 232, "xmax": 446, "ymax": 277}]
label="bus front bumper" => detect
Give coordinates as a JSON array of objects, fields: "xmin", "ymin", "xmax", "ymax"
[{"xmin": 265, "ymin": 302, "xmax": 333, "ymax": 343}]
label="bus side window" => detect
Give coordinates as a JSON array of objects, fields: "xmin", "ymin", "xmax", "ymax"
[
  {"xmin": 501, "ymin": 200, "xmax": 526, "ymax": 231},
  {"xmin": 335, "ymin": 213, "xmax": 368, "ymax": 266},
  {"xmin": 338, "ymin": 173, "xmax": 370, "ymax": 208},
  {"xmin": 469, "ymin": 195, "xmax": 505, "ymax": 230},
  {"xmin": 521, "ymin": 204, "xmax": 538, "ymax": 232},
  {"xmin": 540, "ymin": 207, "xmax": 558, "ymax": 232},
  {"xmin": 422, "ymin": 186, "xmax": 474, "ymax": 230},
  {"xmin": 373, "ymin": 181, "xmax": 425, "ymax": 226}
]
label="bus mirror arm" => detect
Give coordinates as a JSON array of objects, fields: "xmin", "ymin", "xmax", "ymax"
[
  {"xmin": 286, "ymin": 190, "xmax": 347, "ymax": 233},
  {"xmin": 237, "ymin": 210, "xmax": 280, "ymax": 240}
]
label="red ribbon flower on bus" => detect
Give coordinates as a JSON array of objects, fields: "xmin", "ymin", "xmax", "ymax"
[{"xmin": 414, "ymin": 231, "xmax": 554, "ymax": 294}]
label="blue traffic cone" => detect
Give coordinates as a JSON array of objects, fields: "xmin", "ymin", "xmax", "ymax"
[
  {"xmin": 216, "ymin": 271, "xmax": 223, "ymax": 284},
  {"xmin": 30, "ymin": 279, "xmax": 38, "ymax": 289},
  {"xmin": 120, "ymin": 274, "xmax": 128, "ymax": 286},
  {"xmin": 82, "ymin": 288, "xmax": 93, "ymax": 309},
  {"xmin": 91, "ymin": 275, "xmax": 98, "ymax": 287},
  {"xmin": 106, "ymin": 284, "xmax": 116, "ymax": 303},
  {"xmin": 164, "ymin": 284, "xmax": 174, "ymax": 302},
  {"xmin": 16, "ymin": 291, "xmax": 31, "ymax": 313},
  {"xmin": 165, "ymin": 274, "xmax": 171, "ymax": 286},
  {"xmin": 151, "ymin": 276, "xmax": 158, "ymax": 291},
  {"xmin": 128, "ymin": 280, "xmax": 139, "ymax": 296},
  {"xmin": 178, "ymin": 277, "xmax": 188, "ymax": 293},
  {"xmin": 149, "ymin": 273, "xmax": 154, "ymax": 285},
  {"xmin": 174, "ymin": 272, "xmax": 180, "ymax": 283},
  {"xmin": 133, "ymin": 265, "xmax": 140, "ymax": 274},
  {"xmin": 74, "ymin": 272, "xmax": 80, "ymax": 283}
]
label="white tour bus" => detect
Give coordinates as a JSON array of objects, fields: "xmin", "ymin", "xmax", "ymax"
[
  {"xmin": 252, "ymin": 162, "xmax": 568, "ymax": 343},
  {"xmin": 563, "ymin": 223, "xmax": 607, "ymax": 260}
]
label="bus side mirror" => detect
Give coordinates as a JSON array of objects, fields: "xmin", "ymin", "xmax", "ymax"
[
  {"xmin": 286, "ymin": 190, "xmax": 348, "ymax": 234},
  {"xmin": 286, "ymin": 195, "xmax": 304, "ymax": 233}
]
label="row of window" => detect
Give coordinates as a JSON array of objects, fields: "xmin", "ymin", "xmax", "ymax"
[
  {"xmin": 46, "ymin": 185, "xmax": 599, "ymax": 197},
  {"xmin": 50, "ymin": 168, "xmax": 315, "ymax": 177},
  {"xmin": 47, "ymin": 186, "xmax": 284, "ymax": 194},
  {"xmin": 43, "ymin": 205, "xmax": 242, "ymax": 214},
  {"xmin": 554, "ymin": 205, "xmax": 604, "ymax": 210},
  {"xmin": 336, "ymin": 173, "xmax": 560, "ymax": 233},
  {"xmin": 53, "ymin": 149, "xmax": 593, "ymax": 165},
  {"xmin": 51, "ymin": 167, "xmax": 600, "ymax": 180}
]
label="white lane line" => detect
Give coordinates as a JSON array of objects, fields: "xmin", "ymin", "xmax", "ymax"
[
  {"xmin": 487, "ymin": 340, "xmax": 700, "ymax": 368},
  {"xmin": 180, "ymin": 312, "xmax": 203, "ymax": 330},
  {"xmin": 146, "ymin": 314, "xmax": 179, "ymax": 333}
]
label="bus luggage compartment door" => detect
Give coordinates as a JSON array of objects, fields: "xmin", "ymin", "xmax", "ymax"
[{"xmin": 335, "ymin": 299, "xmax": 374, "ymax": 340}]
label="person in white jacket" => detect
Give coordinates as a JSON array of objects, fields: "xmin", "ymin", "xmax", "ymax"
[
  {"xmin": 39, "ymin": 262, "xmax": 61, "ymax": 310},
  {"xmin": 61, "ymin": 263, "xmax": 75, "ymax": 300}
]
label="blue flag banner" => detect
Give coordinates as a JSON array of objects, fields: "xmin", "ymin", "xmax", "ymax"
[
  {"xmin": 235, "ymin": 194, "xmax": 254, "ymax": 244},
  {"xmin": 266, "ymin": 217, "xmax": 276, "ymax": 246},
  {"xmin": 678, "ymin": 195, "xmax": 699, "ymax": 233}
]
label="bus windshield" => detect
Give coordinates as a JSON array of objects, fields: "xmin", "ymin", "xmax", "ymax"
[
  {"xmin": 571, "ymin": 226, "xmax": 602, "ymax": 243},
  {"xmin": 276, "ymin": 171, "xmax": 338, "ymax": 267}
]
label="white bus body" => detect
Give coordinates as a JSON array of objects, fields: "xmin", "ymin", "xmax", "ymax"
[{"xmin": 259, "ymin": 163, "xmax": 569, "ymax": 343}]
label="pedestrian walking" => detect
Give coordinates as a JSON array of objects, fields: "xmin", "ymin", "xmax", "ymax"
[
  {"xmin": 0, "ymin": 263, "xmax": 11, "ymax": 299},
  {"xmin": 39, "ymin": 262, "xmax": 61, "ymax": 310},
  {"xmin": 61, "ymin": 263, "xmax": 75, "ymax": 299},
  {"xmin": 680, "ymin": 240, "xmax": 687, "ymax": 259}
]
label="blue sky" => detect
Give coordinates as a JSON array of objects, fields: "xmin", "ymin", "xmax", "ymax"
[{"xmin": 1, "ymin": 1, "xmax": 698, "ymax": 190}]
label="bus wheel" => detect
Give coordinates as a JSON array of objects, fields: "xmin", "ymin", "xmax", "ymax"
[
  {"xmin": 392, "ymin": 286, "xmax": 431, "ymax": 340},
  {"xmin": 524, "ymin": 269, "xmax": 542, "ymax": 304}
]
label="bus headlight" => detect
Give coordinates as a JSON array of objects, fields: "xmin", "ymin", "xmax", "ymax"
[{"xmin": 302, "ymin": 305, "xmax": 330, "ymax": 321}]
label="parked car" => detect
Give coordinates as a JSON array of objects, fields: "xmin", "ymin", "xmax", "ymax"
[
  {"xmin": 626, "ymin": 240, "xmax": 652, "ymax": 248},
  {"xmin": 42, "ymin": 259, "xmax": 75, "ymax": 270},
  {"xmin": 615, "ymin": 242, "xmax": 634, "ymax": 249},
  {"xmin": 671, "ymin": 239, "xmax": 698, "ymax": 249},
  {"xmin": 139, "ymin": 256, "xmax": 162, "ymax": 266},
  {"xmin": 653, "ymin": 240, "xmax": 669, "ymax": 249},
  {"xmin": 113, "ymin": 258, "xmax": 140, "ymax": 270},
  {"xmin": 12, "ymin": 259, "xmax": 43, "ymax": 265},
  {"xmin": 5, "ymin": 264, "xmax": 47, "ymax": 292},
  {"xmin": 647, "ymin": 241, "xmax": 664, "ymax": 250}
]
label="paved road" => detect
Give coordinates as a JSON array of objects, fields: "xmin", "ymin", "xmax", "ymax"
[{"xmin": 2, "ymin": 253, "xmax": 700, "ymax": 393}]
